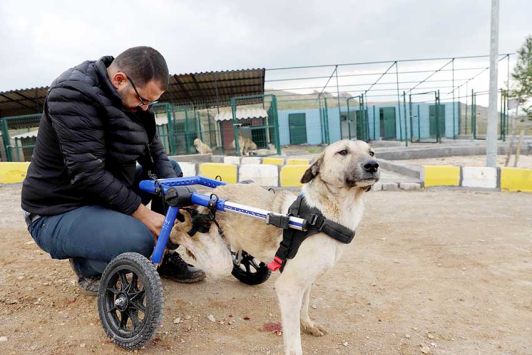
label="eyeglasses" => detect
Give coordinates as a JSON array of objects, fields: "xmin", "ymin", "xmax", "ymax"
[{"xmin": 125, "ymin": 74, "xmax": 158, "ymax": 107}]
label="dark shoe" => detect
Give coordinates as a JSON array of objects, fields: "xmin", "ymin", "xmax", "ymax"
[
  {"xmin": 69, "ymin": 259, "xmax": 100, "ymax": 296},
  {"xmin": 158, "ymin": 252, "xmax": 206, "ymax": 283}
]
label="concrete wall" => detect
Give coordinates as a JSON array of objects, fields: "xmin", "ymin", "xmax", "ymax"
[{"xmin": 278, "ymin": 102, "xmax": 460, "ymax": 144}]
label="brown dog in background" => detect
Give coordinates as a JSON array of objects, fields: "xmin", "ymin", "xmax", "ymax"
[{"xmin": 193, "ymin": 138, "xmax": 213, "ymax": 154}]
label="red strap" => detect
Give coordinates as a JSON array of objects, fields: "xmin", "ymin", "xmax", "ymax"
[{"xmin": 267, "ymin": 256, "xmax": 283, "ymax": 271}]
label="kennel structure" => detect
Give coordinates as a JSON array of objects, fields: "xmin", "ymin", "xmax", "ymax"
[
  {"xmin": 265, "ymin": 53, "xmax": 517, "ymax": 146},
  {"xmin": 0, "ymin": 69, "xmax": 283, "ymax": 160},
  {"xmin": 0, "ymin": 54, "xmax": 520, "ymax": 161}
]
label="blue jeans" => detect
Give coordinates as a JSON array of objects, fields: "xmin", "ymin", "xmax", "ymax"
[{"xmin": 27, "ymin": 160, "xmax": 182, "ymax": 278}]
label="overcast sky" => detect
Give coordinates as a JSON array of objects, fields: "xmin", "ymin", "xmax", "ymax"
[{"xmin": 0, "ymin": 0, "xmax": 530, "ymax": 94}]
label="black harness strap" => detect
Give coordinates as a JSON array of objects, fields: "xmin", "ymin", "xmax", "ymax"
[{"xmin": 268, "ymin": 195, "xmax": 356, "ymax": 272}]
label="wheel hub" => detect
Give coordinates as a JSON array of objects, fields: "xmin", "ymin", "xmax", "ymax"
[{"xmin": 114, "ymin": 294, "xmax": 129, "ymax": 311}]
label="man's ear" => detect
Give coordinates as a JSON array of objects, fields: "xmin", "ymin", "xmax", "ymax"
[
  {"xmin": 300, "ymin": 154, "xmax": 323, "ymax": 184},
  {"xmin": 110, "ymin": 71, "xmax": 127, "ymax": 90}
]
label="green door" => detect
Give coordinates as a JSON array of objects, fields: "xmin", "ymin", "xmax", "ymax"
[
  {"xmin": 429, "ymin": 105, "xmax": 445, "ymax": 138},
  {"xmin": 356, "ymin": 110, "xmax": 368, "ymax": 141},
  {"xmin": 288, "ymin": 113, "xmax": 307, "ymax": 144},
  {"xmin": 379, "ymin": 107, "xmax": 396, "ymax": 139}
]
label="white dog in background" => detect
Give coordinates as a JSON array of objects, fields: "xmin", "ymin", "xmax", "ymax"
[
  {"xmin": 172, "ymin": 139, "xmax": 380, "ymax": 354},
  {"xmin": 193, "ymin": 138, "xmax": 213, "ymax": 155}
]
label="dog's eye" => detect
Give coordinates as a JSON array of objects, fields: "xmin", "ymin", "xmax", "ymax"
[
  {"xmin": 337, "ymin": 149, "xmax": 348, "ymax": 156},
  {"xmin": 369, "ymin": 151, "xmax": 375, "ymax": 157}
]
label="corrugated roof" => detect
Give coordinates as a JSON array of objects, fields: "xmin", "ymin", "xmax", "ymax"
[
  {"xmin": 0, "ymin": 86, "xmax": 48, "ymax": 117},
  {"xmin": 0, "ymin": 68, "xmax": 265, "ymax": 117},
  {"xmin": 11, "ymin": 130, "xmax": 39, "ymax": 139},
  {"xmin": 162, "ymin": 68, "xmax": 265, "ymax": 108},
  {"xmin": 214, "ymin": 107, "xmax": 268, "ymax": 121}
]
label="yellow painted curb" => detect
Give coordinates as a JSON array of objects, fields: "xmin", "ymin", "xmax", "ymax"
[
  {"xmin": 0, "ymin": 162, "xmax": 30, "ymax": 184},
  {"xmin": 423, "ymin": 165, "xmax": 460, "ymax": 187},
  {"xmin": 500, "ymin": 168, "xmax": 532, "ymax": 192},
  {"xmin": 287, "ymin": 158, "xmax": 310, "ymax": 165},
  {"xmin": 262, "ymin": 157, "xmax": 285, "ymax": 166},
  {"xmin": 198, "ymin": 163, "xmax": 237, "ymax": 184},
  {"xmin": 280, "ymin": 164, "xmax": 309, "ymax": 187}
]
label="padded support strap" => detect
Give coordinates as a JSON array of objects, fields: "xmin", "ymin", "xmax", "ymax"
[{"xmin": 268, "ymin": 195, "xmax": 355, "ymax": 272}]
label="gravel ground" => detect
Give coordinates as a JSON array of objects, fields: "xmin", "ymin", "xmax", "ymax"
[{"xmin": 1, "ymin": 184, "xmax": 531, "ymax": 354}]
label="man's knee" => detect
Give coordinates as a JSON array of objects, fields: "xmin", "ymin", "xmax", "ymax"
[{"xmin": 126, "ymin": 223, "xmax": 155, "ymax": 257}]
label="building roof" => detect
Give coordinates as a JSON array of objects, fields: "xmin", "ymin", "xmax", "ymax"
[
  {"xmin": 162, "ymin": 68, "xmax": 266, "ymax": 108},
  {"xmin": 0, "ymin": 68, "xmax": 265, "ymax": 118},
  {"xmin": 0, "ymin": 87, "xmax": 48, "ymax": 118},
  {"xmin": 214, "ymin": 107, "xmax": 268, "ymax": 121},
  {"xmin": 11, "ymin": 130, "xmax": 39, "ymax": 139}
]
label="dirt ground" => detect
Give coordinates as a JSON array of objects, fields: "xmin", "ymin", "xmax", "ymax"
[{"xmin": 0, "ymin": 184, "xmax": 531, "ymax": 355}]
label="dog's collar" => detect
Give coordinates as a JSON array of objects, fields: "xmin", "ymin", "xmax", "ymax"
[{"xmin": 268, "ymin": 195, "xmax": 356, "ymax": 272}]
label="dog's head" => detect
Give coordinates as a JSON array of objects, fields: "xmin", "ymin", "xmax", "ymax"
[
  {"xmin": 300, "ymin": 140, "xmax": 379, "ymax": 190},
  {"xmin": 193, "ymin": 138, "xmax": 201, "ymax": 147}
]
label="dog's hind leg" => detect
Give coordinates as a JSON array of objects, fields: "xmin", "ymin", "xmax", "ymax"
[
  {"xmin": 300, "ymin": 284, "xmax": 328, "ymax": 336},
  {"xmin": 275, "ymin": 274, "xmax": 305, "ymax": 355}
]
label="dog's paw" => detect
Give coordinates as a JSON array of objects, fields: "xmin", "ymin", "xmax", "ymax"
[{"xmin": 301, "ymin": 320, "xmax": 328, "ymax": 337}]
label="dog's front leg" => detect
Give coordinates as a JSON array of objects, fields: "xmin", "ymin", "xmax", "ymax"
[
  {"xmin": 275, "ymin": 274, "xmax": 305, "ymax": 355},
  {"xmin": 300, "ymin": 284, "xmax": 327, "ymax": 336}
]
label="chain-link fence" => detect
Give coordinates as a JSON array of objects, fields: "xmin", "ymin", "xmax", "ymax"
[{"xmin": 1, "ymin": 114, "xmax": 41, "ymax": 162}]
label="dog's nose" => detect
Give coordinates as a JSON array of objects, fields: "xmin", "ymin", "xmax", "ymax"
[{"xmin": 363, "ymin": 160, "xmax": 379, "ymax": 173}]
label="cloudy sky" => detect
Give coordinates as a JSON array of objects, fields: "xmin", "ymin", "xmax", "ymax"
[{"xmin": 0, "ymin": 0, "xmax": 530, "ymax": 97}]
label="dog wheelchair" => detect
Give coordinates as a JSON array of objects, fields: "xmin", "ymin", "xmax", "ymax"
[{"xmin": 97, "ymin": 176, "xmax": 307, "ymax": 349}]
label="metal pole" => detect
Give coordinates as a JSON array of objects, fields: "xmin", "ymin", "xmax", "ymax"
[
  {"xmin": 335, "ymin": 65, "xmax": 343, "ymax": 139},
  {"xmin": 452, "ymin": 58, "xmax": 456, "ymax": 139},
  {"xmin": 417, "ymin": 105, "xmax": 421, "ymax": 140},
  {"xmin": 505, "ymin": 53, "xmax": 510, "ymax": 141},
  {"xmin": 457, "ymin": 86, "xmax": 461, "ymax": 136},
  {"xmin": 472, "ymin": 90, "xmax": 476, "ymax": 139},
  {"xmin": 465, "ymin": 83, "xmax": 469, "ymax": 135},
  {"xmin": 346, "ymin": 97, "xmax": 352, "ymax": 139},
  {"xmin": 372, "ymin": 105, "xmax": 376, "ymax": 140},
  {"xmin": 394, "ymin": 61, "xmax": 403, "ymax": 144},
  {"xmin": 403, "ymin": 91, "xmax": 408, "ymax": 146},
  {"xmin": 409, "ymin": 94, "xmax": 413, "ymax": 142},
  {"xmin": 486, "ymin": 0, "xmax": 499, "ymax": 167},
  {"xmin": 231, "ymin": 97, "xmax": 240, "ymax": 156}
]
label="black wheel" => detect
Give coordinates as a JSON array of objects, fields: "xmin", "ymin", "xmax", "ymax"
[
  {"xmin": 97, "ymin": 252, "xmax": 163, "ymax": 350},
  {"xmin": 231, "ymin": 250, "xmax": 271, "ymax": 285}
]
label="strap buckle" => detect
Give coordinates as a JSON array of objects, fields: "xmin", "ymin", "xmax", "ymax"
[
  {"xmin": 307, "ymin": 213, "xmax": 325, "ymax": 230},
  {"xmin": 266, "ymin": 213, "xmax": 290, "ymax": 229}
]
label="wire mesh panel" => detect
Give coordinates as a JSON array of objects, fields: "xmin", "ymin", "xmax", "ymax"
[
  {"xmin": 1, "ymin": 113, "xmax": 41, "ymax": 162},
  {"xmin": 229, "ymin": 95, "xmax": 281, "ymax": 156}
]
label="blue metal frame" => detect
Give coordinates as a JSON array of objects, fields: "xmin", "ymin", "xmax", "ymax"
[{"xmin": 140, "ymin": 176, "xmax": 306, "ymax": 265}]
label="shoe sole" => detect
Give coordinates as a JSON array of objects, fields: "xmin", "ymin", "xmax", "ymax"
[{"xmin": 161, "ymin": 273, "xmax": 206, "ymax": 284}]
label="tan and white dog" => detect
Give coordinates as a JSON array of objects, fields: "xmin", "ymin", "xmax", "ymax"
[
  {"xmin": 171, "ymin": 139, "xmax": 379, "ymax": 354},
  {"xmin": 193, "ymin": 138, "xmax": 213, "ymax": 155},
  {"xmin": 231, "ymin": 135, "xmax": 258, "ymax": 156}
]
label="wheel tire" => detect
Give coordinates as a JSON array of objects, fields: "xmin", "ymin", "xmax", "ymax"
[
  {"xmin": 97, "ymin": 252, "xmax": 163, "ymax": 350},
  {"xmin": 231, "ymin": 250, "xmax": 271, "ymax": 285}
]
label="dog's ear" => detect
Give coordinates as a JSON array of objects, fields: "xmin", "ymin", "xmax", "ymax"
[{"xmin": 300, "ymin": 154, "xmax": 323, "ymax": 184}]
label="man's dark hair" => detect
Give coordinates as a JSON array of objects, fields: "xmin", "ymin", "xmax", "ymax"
[{"xmin": 114, "ymin": 46, "xmax": 169, "ymax": 90}]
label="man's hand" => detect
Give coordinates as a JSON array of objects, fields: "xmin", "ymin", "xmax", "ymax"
[{"xmin": 132, "ymin": 204, "xmax": 165, "ymax": 239}]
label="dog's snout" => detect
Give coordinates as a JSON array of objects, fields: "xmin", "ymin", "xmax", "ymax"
[{"xmin": 363, "ymin": 160, "xmax": 379, "ymax": 173}]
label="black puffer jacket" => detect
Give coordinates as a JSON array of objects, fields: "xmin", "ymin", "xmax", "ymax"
[{"xmin": 21, "ymin": 56, "xmax": 176, "ymax": 216}]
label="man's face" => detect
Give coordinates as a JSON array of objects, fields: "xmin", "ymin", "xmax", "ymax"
[{"xmin": 112, "ymin": 72, "xmax": 164, "ymax": 112}]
